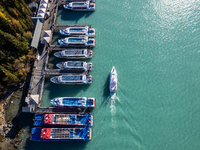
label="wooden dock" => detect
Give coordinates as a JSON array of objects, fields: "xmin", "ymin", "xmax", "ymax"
[
  {"xmin": 35, "ymin": 107, "xmax": 91, "ymax": 113},
  {"xmin": 48, "ymin": 46, "xmax": 91, "ymax": 51},
  {"xmin": 44, "ymin": 69, "xmax": 90, "ymax": 75},
  {"xmin": 52, "ymin": 24, "xmax": 92, "ymax": 30},
  {"xmin": 49, "ymin": 44, "xmax": 92, "ymax": 48},
  {"xmin": 58, "ymin": 0, "xmax": 96, "ymax": 5}
]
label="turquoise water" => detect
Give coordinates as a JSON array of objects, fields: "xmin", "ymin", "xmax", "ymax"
[{"xmin": 22, "ymin": 0, "xmax": 200, "ymax": 149}]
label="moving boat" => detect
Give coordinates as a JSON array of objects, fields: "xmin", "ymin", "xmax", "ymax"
[
  {"xmin": 60, "ymin": 26, "xmax": 95, "ymax": 37},
  {"xmin": 109, "ymin": 66, "xmax": 117, "ymax": 93},
  {"xmin": 30, "ymin": 127, "xmax": 91, "ymax": 141},
  {"xmin": 58, "ymin": 37, "xmax": 95, "ymax": 47},
  {"xmin": 54, "ymin": 49, "xmax": 93, "ymax": 59},
  {"xmin": 63, "ymin": 1, "xmax": 96, "ymax": 11},
  {"xmin": 50, "ymin": 75, "xmax": 92, "ymax": 84},
  {"xmin": 56, "ymin": 61, "xmax": 92, "ymax": 70},
  {"xmin": 34, "ymin": 113, "xmax": 93, "ymax": 127},
  {"xmin": 51, "ymin": 97, "xmax": 96, "ymax": 108}
]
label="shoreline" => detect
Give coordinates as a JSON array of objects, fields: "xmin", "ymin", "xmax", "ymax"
[{"xmin": 0, "ymin": 60, "xmax": 34, "ymax": 150}]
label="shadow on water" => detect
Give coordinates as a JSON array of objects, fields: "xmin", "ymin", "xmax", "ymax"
[
  {"xmin": 51, "ymin": 29, "xmax": 64, "ymax": 45},
  {"xmin": 58, "ymin": 6, "xmax": 94, "ymax": 23},
  {"xmin": 24, "ymin": 139, "xmax": 88, "ymax": 150},
  {"xmin": 101, "ymin": 74, "xmax": 110, "ymax": 106}
]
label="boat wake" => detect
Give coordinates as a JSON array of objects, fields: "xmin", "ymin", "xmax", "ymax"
[{"xmin": 109, "ymin": 93, "xmax": 120, "ymax": 127}]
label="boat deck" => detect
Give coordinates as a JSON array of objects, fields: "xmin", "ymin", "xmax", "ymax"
[
  {"xmin": 61, "ymin": 75, "xmax": 83, "ymax": 81},
  {"xmin": 64, "ymin": 50, "xmax": 85, "ymax": 55},
  {"xmin": 62, "ymin": 99, "xmax": 85, "ymax": 105},
  {"xmin": 67, "ymin": 62, "xmax": 84, "ymax": 67}
]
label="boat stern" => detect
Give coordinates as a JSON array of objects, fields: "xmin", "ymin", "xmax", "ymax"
[
  {"xmin": 87, "ymin": 38, "xmax": 95, "ymax": 47},
  {"xmin": 87, "ymin": 63, "xmax": 93, "ymax": 70},
  {"xmin": 88, "ymin": 50, "xmax": 93, "ymax": 58},
  {"xmin": 89, "ymin": 3, "xmax": 96, "ymax": 11},
  {"xmin": 86, "ymin": 75, "xmax": 92, "ymax": 84}
]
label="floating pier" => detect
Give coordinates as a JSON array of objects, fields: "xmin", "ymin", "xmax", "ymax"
[
  {"xmin": 52, "ymin": 24, "xmax": 92, "ymax": 30},
  {"xmin": 44, "ymin": 69, "xmax": 90, "ymax": 75},
  {"xmin": 35, "ymin": 107, "xmax": 91, "ymax": 114},
  {"xmin": 48, "ymin": 47, "xmax": 91, "ymax": 51},
  {"xmin": 58, "ymin": 0, "xmax": 96, "ymax": 5}
]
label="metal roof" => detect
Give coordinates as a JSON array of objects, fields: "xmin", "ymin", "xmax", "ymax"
[{"xmin": 30, "ymin": 18, "xmax": 44, "ymax": 49}]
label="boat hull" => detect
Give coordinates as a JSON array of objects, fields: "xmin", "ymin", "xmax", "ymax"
[
  {"xmin": 33, "ymin": 113, "xmax": 93, "ymax": 127},
  {"xmin": 50, "ymin": 75, "xmax": 92, "ymax": 84},
  {"xmin": 30, "ymin": 127, "xmax": 91, "ymax": 141},
  {"xmin": 51, "ymin": 97, "xmax": 96, "ymax": 108},
  {"xmin": 54, "ymin": 50, "xmax": 93, "ymax": 59}
]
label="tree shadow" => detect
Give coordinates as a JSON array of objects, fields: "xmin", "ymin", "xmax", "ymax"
[
  {"xmin": 57, "ymin": 6, "xmax": 94, "ymax": 23},
  {"xmin": 24, "ymin": 139, "xmax": 88, "ymax": 150}
]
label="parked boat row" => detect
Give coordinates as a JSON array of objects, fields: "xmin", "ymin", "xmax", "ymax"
[
  {"xmin": 64, "ymin": 1, "xmax": 96, "ymax": 12},
  {"xmin": 30, "ymin": 0, "xmax": 97, "ymax": 142},
  {"xmin": 60, "ymin": 26, "xmax": 95, "ymax": 37}
]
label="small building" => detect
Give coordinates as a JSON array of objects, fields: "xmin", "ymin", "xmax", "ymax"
[{"xmin": 28, "ymin": 1, "xmax": 38, "ymax": 11}]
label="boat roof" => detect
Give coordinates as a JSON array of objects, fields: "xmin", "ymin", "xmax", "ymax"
[
  {"xmin": 59, "ymin": 75, "xmax": 84, "ymax": 81},
  {"xmin": 68, "ymin": 38, "xmax": 87, "ymax": 43},
  {"xmin": 71, "ymin": 2, "xmax": 88, "ymax": 6},
  {"xmin": 41, "ymin": 114, "xmax": 92, "ymax": 126},
  {"xmin": 62, "ymin": 50, "xmax": 85, "ymax": 56},
  {"xmin": 65, "ymin": 62, "xmax": 84, "ymax": 67}
]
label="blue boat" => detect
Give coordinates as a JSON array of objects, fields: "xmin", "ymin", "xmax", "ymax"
[
  {"xmin": 30, "ymin": 127, "xmax": 91, "ymax": 141},
  {"xmin": 34, "ymin": 113, "xmax": 93, "ymax": 127},
  {"xmin": 51, "ymin": 97, "xmax": 96, "ymax": 108},
  {"xmin": 50, "ymin": 75, "xmax": 92, "ymax": 84}
]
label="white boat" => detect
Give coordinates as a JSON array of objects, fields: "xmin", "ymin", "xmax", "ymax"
[
  {"xmin": 51, "ymin": 97, "xmax": 96, "ymax": 108},
  {"xmin": 60, "ymin": 26, "xmax": 95, "ymax": 37},
  {"xmin": 58, "ymin": 37, "xmax": 95, "ymax": 47},
  {"xmin": 50, "ymin": 75, "xmax": 92, "ymax": 84},
  {"xmin": 54, "ymin": 49, "xmax": 93, "ymax": 59},
  {"xmin": 109, "ymin": 66, "xmax": 117, "ymax": 93},
  {"xmin": 56, "ymin": 61, "xmax": 92, "ymax": 70},
  {"xmin": 63, "ymin": 1, "xmax": 96, "ymax": 11}
]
